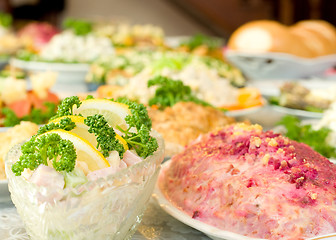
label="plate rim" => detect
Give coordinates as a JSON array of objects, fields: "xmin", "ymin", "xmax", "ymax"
[
  {"xmin": 270, "ymin": 104, "xmax": 323, "ymax": 119},
  {"xmin": 225, "ymin": 97, "xmax": 267, "ymax": 117},
  {"xmin": 225, "ymin": 50, "xmax": 336, "ymax": 64},
  {"xmin": 10, "ymin": 58, "xmax": 90, "ymax": 72}
]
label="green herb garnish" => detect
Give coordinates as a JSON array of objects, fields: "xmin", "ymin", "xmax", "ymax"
[
  {"xmin": 12, "ymin": 133, "xmax": 77, "ymax": 176},
  {"xmin": 63, "ymin": 18, "xmax": 92, "ymax": 36},
  {"xmin": 51, "ymin": 96, "xmax": 81, "ymax": 120},
  {"xmin": 180, "ymin": 34, "xmax": 222, "ymax": 51},
  {"xmin": 0, "ymin": 13, "xmax": 12, "ymax": 28},
  {"xmin": 150, "ymin": 55, "xmax": 188, "ymax": 74},
  {"xmin": 147, "ymin": 76, "xmax": 212, "ymax": 109},
  {"xmin": 268, "ymin": 96, "xmax": 280, "ymax": 106},
  {"xmin": 277, "ymin": 115, "xmax": 336, "ymax": 158},
  {"xmin": 116, "ymin": 98, "xmax": 158, "ymax": 158},
  {"xmin": 37, "ymin": 117, "xmax": 76, "ymax": 135},
  {"xmin": 84, "ymin": 114, "xmax": 125, "ymax": 158},
  {"xmin": 2, "ymin": 102, "xmax": 57, "ymax": 127}
]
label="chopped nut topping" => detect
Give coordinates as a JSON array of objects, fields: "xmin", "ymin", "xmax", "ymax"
[
  {"xmin": 310, "ymin": 192, "xmax": 317, "ymax": 200},
  {"xmin": 268, "ymin": 138, "xmax": 278, "ymax": 147},
  {"xmin": 251, "ymin": 136, "xmax": 261, "ymax": 148},
  {"xmin": 262, "ymin": 154, "xmax": 270, "ymax": 165}
]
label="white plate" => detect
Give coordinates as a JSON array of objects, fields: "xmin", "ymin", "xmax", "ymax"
[
  {"xmin": 10, "ymin": 58, "xmax": 90, "ymax": 90},
  {"xmin": 270, "ymin": 105, "xmax": 323, "ymax": 119},
  {"xmin": 0, "ymin": 179, "xmax": 9, "ymax": 202},
  {"xmin": 225, "ymin": 50, "xmax": 336, "ymax": 80},
  {"xmin": 154, "ymin": 160, "xmax": 265, "ymax": 240},
  {"xmin": 155, "ymin": 160, "xmax": 336, "ymax": 240},
  {"xmin": 0, "ymin": 127, "xmax": 12, "ymax": 132}
]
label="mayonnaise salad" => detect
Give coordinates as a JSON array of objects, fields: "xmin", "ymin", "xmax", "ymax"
[
  {"xmin": 119, "ymin": 57, "xmax": 239, "ymax": 107},
  {"xmin": 39, "ymin": 30, "xmax": 115, "ymax": 63}
]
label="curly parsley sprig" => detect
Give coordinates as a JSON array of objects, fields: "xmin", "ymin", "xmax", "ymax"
[
  {"xmin": 50, "ymin": 96, "xmax": 81, "ymax": 120},
  {"xmin": 277, "ymin": 115, "xmax": 336, "ymax": 158},
  {"xmin": 37, "ymin": 117, "xmax": 76, "ymax": 135},
  {"xmin": 147, "ymin": 76, "xmax": 213, "ymax": 109},
  {"xmin": 116, "ymin": 98, "xmax": 158, "ymax": 158},
  {"xmin": 12, "ymin": 133, "xmax": 77, "ymax": 176},
  {"xmin": 84, "ymin": 114, "xmax": 125, "ymax": 158}
]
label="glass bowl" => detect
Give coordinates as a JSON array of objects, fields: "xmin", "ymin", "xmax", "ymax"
[{"xmin": 5, "ymin": 131, "xmax": 164, "ymax": 240}]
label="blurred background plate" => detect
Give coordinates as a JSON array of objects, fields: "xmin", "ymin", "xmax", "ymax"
[
  {"xmin": 225, "ymin": 50, "xmax": 336, "ymax": 80},
  {"xmin": 10, "ymin": 58, "xmax": 90, "ymax": 92}
]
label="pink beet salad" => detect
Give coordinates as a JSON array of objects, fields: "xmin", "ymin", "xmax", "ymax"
[{"xmin": 159, "ymin": 123, "xmax": 336, "ymax": 240}]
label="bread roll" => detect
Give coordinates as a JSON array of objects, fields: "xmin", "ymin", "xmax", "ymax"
[
  {"xmin": 291, "ymin": 20, "xmax": 336, "ymax": 55},
  {"xmin": 228, "ymin": 19, "xmax": 336, "ymax": 58}
]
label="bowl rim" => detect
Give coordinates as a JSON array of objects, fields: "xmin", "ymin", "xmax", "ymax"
[{"xmin": 225, "ymin": 49, "xmax": 336, "ymax": 63}]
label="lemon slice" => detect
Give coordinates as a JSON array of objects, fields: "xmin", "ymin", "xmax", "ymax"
[
  {"xmin": 43, "ymin": 129, "xmax": 110, "ymax": 172},
  {"xmin": 72, "ymin": 99, "xmax": 131, "ymax": 130},
  {"xmin": 50, "ymin": 115, "xmax": 97, "ymax": 147},
  {"xmin": 50, "ymin": 115, "xmax": 129, "ymax": 150}
]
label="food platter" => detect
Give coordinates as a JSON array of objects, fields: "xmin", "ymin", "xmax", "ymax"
[
  {"xmin": 154, "ymin": 160, "xmax": 264, "ymax": 240},
  {"xmin": 225, "ymin": 50, "xmax": 336, "ymax": 80},
  {"xmin": 155, "ymin": 160, "xmax": 336, "ymax": 240}
]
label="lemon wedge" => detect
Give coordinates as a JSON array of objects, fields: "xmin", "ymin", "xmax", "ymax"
[
  {"xmin": 72, "ymin": 99, "xmax": 131, "ymax": 130},
  {"xmin": 50, "ymin": 115, "xmax": 97, "ymax": 147},
  {"xmin": 50, "ymin": 115, "xmax": 129, "ymax": 151},
  {"xmin": 43, "ymin": 129, "xmax": 110, "ymax": 172}
]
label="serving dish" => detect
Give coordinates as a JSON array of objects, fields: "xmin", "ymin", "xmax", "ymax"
[
  {"xmin": 225, "ymin": 50, "xmax": 336, "ymax": 80},
  {"xmin": 5, "ymin": 127, "xmax": 165, "ymax": 240},
  {"xmin": 155, "ymin": 160, "xmax": 336, "ymax": 240},
  {"xmin": 10, "ymin": 58, "xmax": 90, "ymax": 87}
]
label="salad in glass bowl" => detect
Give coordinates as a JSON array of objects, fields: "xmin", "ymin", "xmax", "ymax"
[{"xmin": 5, "ymin": 96, "xmax": 164, "ymax": 240}]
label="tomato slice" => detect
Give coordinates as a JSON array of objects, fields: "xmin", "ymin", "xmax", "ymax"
[
  {"xmin": 29, "ymin": 91, "xmax": 59, "ymax": 111},
  {"xmin": 7, "ymin": 99, "xmax": 32, "ymax": 118},
  {"xmin": 5, "ymin": 91, "xmax": 59, "ymax": 119},
  {"xmin": 46, "ymin": 92, "xmax": 59, "ymax": 104}
]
